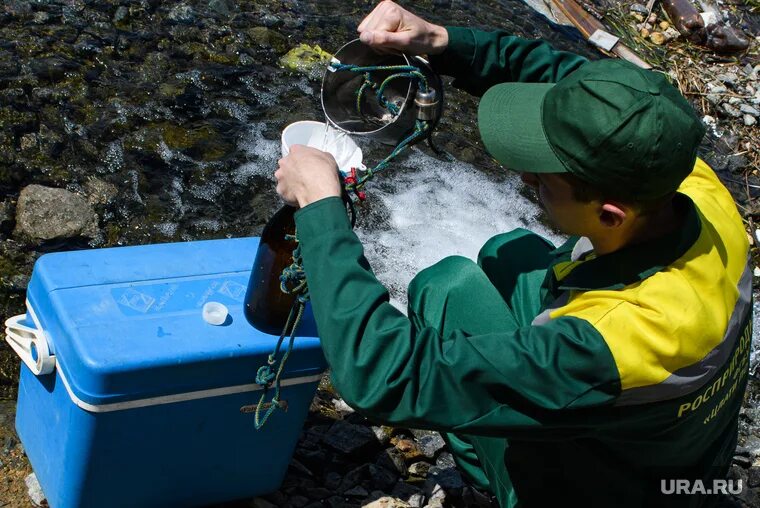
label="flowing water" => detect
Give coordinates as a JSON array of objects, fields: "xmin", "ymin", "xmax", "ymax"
[{"xmin": 0, "ymin": 0, "xmax": 758, "ymax": 503}]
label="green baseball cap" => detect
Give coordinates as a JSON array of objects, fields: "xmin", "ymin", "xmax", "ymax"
[{"xmin": 477, "ymin": 59, "xmax": 706, "ymax": 200}]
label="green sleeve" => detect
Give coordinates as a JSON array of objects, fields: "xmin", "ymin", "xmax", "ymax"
[
  {"xmin": 428, "ymin": 26, "xmax": 589, "ymax": 96},
  {"xmin": 295, "ymin": 197, "xmax": 621, "ymax": 436}
]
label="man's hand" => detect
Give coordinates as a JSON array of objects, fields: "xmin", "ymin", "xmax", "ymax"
[
  {"xmin": 357, "ymin": 0, "xmax": 448, "ymax": 55},
  {"xmin": 275, "ymin": 144, "xmax": 342, "ymax": 208}
]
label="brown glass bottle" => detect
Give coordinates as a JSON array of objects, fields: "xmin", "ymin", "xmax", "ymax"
[{"xmin": 244, "ymin": 204, "xmax": 298, "ymax": 335}]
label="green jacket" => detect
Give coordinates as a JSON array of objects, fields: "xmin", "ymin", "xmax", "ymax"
[{"xmin": 294, "ymin": 28, "xmax": 753, "ymax": 507}]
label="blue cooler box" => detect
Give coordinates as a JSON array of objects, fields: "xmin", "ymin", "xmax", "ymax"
[{"xmin": 5, "ymin": 238, "xmax": 326, "ymax": 508}]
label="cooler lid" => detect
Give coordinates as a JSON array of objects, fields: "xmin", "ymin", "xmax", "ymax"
[{"xmin": 23, "ymin": 238, "xmax": 324, "ymax": 407}]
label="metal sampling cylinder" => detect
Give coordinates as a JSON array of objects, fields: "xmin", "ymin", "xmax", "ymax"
[{"xmin": 415, "ymin": 88, "xmax": 439, "ymax": 121}]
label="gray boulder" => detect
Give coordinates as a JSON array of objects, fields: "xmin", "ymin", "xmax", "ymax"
[{"xmin": 14, "ymin": 184, "xmax": 98, "ymax": 241}]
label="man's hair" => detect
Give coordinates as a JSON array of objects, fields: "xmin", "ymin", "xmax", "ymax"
[{"xmin": 559, "ymin": 173, "xmax": 676, "ymax": 215}]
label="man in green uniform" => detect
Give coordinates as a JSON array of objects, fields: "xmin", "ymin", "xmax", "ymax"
[{"xmin": 274, "ymin": 1, "xmax": 753, "ymax": 506}]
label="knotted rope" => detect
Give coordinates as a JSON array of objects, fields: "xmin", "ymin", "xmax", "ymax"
[{"xmin": 253, "ymin": 61, "xmax": 433, "ymax": 428}]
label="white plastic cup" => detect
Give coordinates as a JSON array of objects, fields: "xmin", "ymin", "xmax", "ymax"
[{"xmin": 281, "ymin": 121, "xmax": 365, "ymax": 175}]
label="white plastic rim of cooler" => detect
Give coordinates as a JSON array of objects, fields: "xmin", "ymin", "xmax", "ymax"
[
  {"xmin": 280, "ymin": 120, "xmax": 366, "ymax": 175},
  {"xmin": 5, "ymin": 300, "xmax": 323, "ymax": 414}
]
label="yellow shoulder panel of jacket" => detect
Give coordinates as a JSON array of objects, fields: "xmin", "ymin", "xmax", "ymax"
[{"xmin": 550, "ymin": 159, "xmax": 749, "ymax": 392}]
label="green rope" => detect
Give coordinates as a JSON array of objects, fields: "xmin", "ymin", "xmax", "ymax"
[
  {"xmin": 252, "ymin": 61, "xmax": 436, "ymax": 429},
  {"xmin": 253, "ymin": 234, "xmax": 309, "ymax": 429}
]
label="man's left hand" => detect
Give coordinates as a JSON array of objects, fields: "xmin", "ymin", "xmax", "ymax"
[{"xmin": 275, "ymin": 144, "xmax": 342, "ymax": 208}]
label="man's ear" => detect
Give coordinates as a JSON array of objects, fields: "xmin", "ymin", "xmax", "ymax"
[{"xmin": 599, "ymin": 202, "xmax": 628, "ymax": 228}]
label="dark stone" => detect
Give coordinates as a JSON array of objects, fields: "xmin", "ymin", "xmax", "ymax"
[
  {"xmin": 343, "ymin": 485, "xmax": 369, "ymax": 497},
  {"xmin": 426, "ymin": 466, "xmax": 465, "ymax": 495},
  {"xmin": 391, "ymin": 481, "xmax": 426, "ymax": 507},
  {"xmin": 303, "ymin": 487, "xmax": 333, "ymax": 500},
  {"xmin": 209, "ymin": 0, "xmax": 234, "ymax": 17},
  {"xmin": 338, "ymin": 464, "xmax": 371, "ymax": 493},
  {"xmin": 323, "ymin": 420, "xmax": 379, "ymax": 456},
  {"xmin": 748, "ymin": 466, "xmax": 760, "ymax": 488},
  {"xmin": 369, "ymin": 464, "xmax": 399, "ymax": 491},
  {"xmin": 325, "ymin": 496, "xmax": 356, "ymax": 508},
  {"xmin": 734, "ymin": 455, "xmax": 752, "ymax": 468},
  {"xmin": 377, "ymin": 447, "xmax": 408, "ymax": 476},
  {"xmin": 288, "ymin": 495, "xmax": 310, "ymax": 508},
  {"xmin": 324, "ymin": 471, "xmax": 342, "ymax": 491},
  {"xmin": 29, "ymin": 57, "xmax": 80, "ymax": 82}
]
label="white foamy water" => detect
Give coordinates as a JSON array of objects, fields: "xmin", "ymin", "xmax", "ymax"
[{"xmin": 353, "ymin": 148, "xmax": 563, "ymax": 309}]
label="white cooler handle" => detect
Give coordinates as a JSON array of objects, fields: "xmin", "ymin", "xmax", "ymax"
[{"xmin": 4, "ymin": 303, "xmax": 55, "ymax": 375}]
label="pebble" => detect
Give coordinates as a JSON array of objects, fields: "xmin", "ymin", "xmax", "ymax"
[
  {"xmin": 663, "ymin": 27, "xmax": 680, "ymax": 41},
  {"xmin": 647, "ymin": 13, "xmax": 657, "ymax": 24},
  {"xmin": 659, "ymin": 21, "xmax": 670, "ymax": 30},
  {"xmin": 417, "ymin": 434, "xmax": 446, "ymax": 459},
  {"xmin": 723, "ymin": 103, "xmax": 742, "ymax": 118},
  {"xmin": 650, "ymin": 32, "xmax": 666, "ymax": 45},
  {"xmin": 322, "ymin": 420, "xmax": 378, "ymax": 455},
  {"xmin": 640, "ymin": 28, "xmax": 650, "ymax": 38},
  {"xmin": 332, "ymin": 399, "xmax": 355, "ymax": 414},
  {"xmin": 363, "ymin": 497, "xmax": 411, "ymax": 508},
  {"xmin": 717, "ymin": 73, "xmax": 740, "ymax": 86},
  {"xmin": 372, "ymin": 426, "xmax": 394, "ymax": 445},
  {"xmin": 744, "ymin": 114, "xmax": 757, "ymax": 126},
  {"xmin": 343, "ymin": 486, "xmax": 369, "ymax": 497},
  {"xmin": 740, "ymin": 104, "xmax": 759, "ymax": 117},
  {"xmin": 630, "ymin": 3, "xmax": 649, "ymax": 14},
  {"xmin": 408, "ymin": 462, "xmax": 431, "ymax": 477},
  {"xmin": 633, "ymin": 13, "xmax": 644, "ymax": 22}
]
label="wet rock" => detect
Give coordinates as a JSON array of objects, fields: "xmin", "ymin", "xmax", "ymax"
[
  {"xmin": 280, "ymin": 43, "xmax": 332, "ymax": 78},
  {"xmin": 167, "ymin": 4, "xmax": 196, "ymax": 25},
  {"xmin": 209, "ymin": 0, "xmax": 234, "ymax": 17},
  {"xmin": 247, "ymin": 27, "xmax": 288, "ymax": 54},
  {"xmin": 323, "ymin": 420, "xmax": 379, "ymax": 456},
  {"xmin": 84, "ymin": 177, "xmax": 118, "ymax": 206},
  {"xmin": 29, "ymin": 57, "xmax": 80, "ymax": 82},
  {"xmin": 14, "ymin": 184, "xmax": 98, "ymax": 241}
]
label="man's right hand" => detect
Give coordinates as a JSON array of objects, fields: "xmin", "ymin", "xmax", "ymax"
[{"xmin": 357, "ymin": 0, "xmax": 448, "ymax": 55}]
